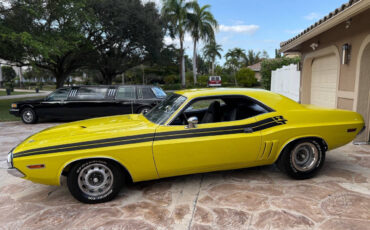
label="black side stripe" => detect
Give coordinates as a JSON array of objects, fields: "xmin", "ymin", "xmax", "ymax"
[
  {"xmin": 13, "ymin": 116, "xmax": 287, "ymax": 158},
  {"xmin": 14, "ymin": 137, "xmax": 154, "ymax": 158},
  {"xmin": 16, "ymin": 133, "xmax": 155, "ymax": 155}
]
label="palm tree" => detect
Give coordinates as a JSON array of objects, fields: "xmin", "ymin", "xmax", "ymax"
[
  {"xmin": 225, "ymin": 48, "xmax": 247, "ymax": 86},
  {"xmin": 203, "ymin": 41, "xmax": 222, "ymax": 75},
  {"xmin": 186, "ymin": 2, "xmax": 218, "ymax": 84},
  {"xmin": 162, "ymin": 0, "xmax": 193, "ymax": 88}
]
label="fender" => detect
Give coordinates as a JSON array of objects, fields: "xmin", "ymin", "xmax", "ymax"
[
  {"xmin": 273, "ymin": 135, "xmax": 328, "ymax": 163},
  {"xmin": 58, "ymin": 156, "xmax": 133, "ymax": 186}
]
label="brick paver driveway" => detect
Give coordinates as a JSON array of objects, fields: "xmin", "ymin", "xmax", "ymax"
[{"xmin": 0, "ymin": 121, "xmax": 369, "ymax": 230}]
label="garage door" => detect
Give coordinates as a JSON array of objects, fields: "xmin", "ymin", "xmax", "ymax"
[{"xmin": 310, "ymin": 54, "xmax": 338, "ymax": 108}]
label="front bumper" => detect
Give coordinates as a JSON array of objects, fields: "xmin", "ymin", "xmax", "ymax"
[
  {"xmin": 7, "ymin": 151, "xmax": 25, "ymax": 178},
  {"xmin": 9, "ymin": 109, "xmax": 20, "ymax": 117}
]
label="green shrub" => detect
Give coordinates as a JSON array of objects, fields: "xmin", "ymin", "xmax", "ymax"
[
  {"xmin": 261, "ymin": 57, "xmax": 300, "ymax": 90},
  {"xmin": 164, "ymin": 74, "xmax": 178, "ymax": 84},
  {"xmin": 161, "ymin": 83, "xmax": 182, "ymax": 90},
  {"xmin": 1, "ymin": 66, "xmax": 16, "ymax": 82},
  {"xmin": 236, "ymin": 68, "xmax": 257, "ymax": 87}
]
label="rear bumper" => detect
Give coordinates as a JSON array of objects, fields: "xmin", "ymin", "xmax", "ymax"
[
  {"xmin": 208, "ymin": 83, "xmax": 222, "ymax": 87},
  {"xmin": 9, "ymin": 109, "xmax": 20, "ymax": 117}
]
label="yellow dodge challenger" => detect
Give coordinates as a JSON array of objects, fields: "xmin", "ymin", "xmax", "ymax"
[{"xmin": 7, "ymin": 88, "xmax": 365, "ymax": 203}]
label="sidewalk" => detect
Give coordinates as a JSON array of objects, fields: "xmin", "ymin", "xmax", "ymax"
[{"xmin": 0, "ymin": 89, "xmax": 51, "ymax": 100}]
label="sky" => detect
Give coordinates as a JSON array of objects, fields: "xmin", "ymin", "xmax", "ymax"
[{"xmin": 147, "ymin": 0, "xmax": 348, "ymax": 64}]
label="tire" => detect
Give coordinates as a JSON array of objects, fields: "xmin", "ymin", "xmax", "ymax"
[
  {"xmin": 138, "ymin": 106, "xmax": 151, "ymax": 114},
  {"xmin": 21, "ymin": 108, "xmax": 38, "ymax": 124},
  {"xmin": 276, "ymin": 139, "xmax": 325, "ymax": 179},
  {"xmin": 67, "ymin": 159, "xmax": 123, "ymax": 204}
]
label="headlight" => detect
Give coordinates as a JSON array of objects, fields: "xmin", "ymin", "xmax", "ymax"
[
  {"xmin": 11, "ymin": 103, "xmax": 17, "ymax": 109},
  {"xmin": 7, "ymin": 152, "xmax": 13, "ymax": 169}
]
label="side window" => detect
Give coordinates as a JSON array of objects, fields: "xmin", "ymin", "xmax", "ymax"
[
  {"xmin": 46, "ymin": 88, "xmax": 71, "ymax": 101},
  {"xmin": 75, "ymin": 87, "xmax": 108, "ymax": 100},
  {"xmin": 116, "ymin": 86, "xmax": 136, "ymax": 100},
  {"xmin": 137, "ymin": 87, "xmax": 155, "ymax": 99},
  {"xmin": 171, "ymin": 96, "xmax": 270, "ymax": 125}
]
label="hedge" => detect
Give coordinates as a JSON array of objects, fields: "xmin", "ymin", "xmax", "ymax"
[{"xmin": 260, "ymin": 57, "xmax": 300, "ymax": 90}]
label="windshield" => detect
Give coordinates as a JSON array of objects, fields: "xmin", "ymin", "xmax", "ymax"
[{"xmin": 144, "ymin": 94, "xmax": 187, "ymax": 125}]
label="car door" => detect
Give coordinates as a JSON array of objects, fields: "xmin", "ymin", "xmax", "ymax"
[
  {"xmin": 152, "ymin": 96, "xmax": 263, "ymax": 178},
  {"xmin": 67, "ymin": 86, "xmax": 109, "ymax": 119},
  {"xmin": 38, "ymin": 88, "xmax": 71, "ymax": 118}
]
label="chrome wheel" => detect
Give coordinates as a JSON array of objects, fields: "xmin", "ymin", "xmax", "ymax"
[
  {"xmin": 77, "ymin": 163, "xmax": 114, "ymax": 197},
  {"xmin": 22, "ymin": 110, "xmax": 34, "ymax": 123},
  {"xmin": 291, "ymin": 142, "xmax": 319, "ymax": 172}
]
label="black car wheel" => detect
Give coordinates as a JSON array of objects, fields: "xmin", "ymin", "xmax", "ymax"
[
  {"xmin": 138, "ymin": 106, "xmax": 151, "ymax": 114},
  {"xmin": 21, "ymin": 108, "xmax": 38, "ymax": 124},
  {"xmin": 67, "ymin": 159, "xmax": 123, "ymax": 204},
  {"xmin": 276, "ymin": 139, "xmax": 325, "ymax": 179}
]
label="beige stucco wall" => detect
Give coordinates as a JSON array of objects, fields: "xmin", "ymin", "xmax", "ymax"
[{"xmin": 300, "ymin": 8, "xmax": 370, "ymax": 110}]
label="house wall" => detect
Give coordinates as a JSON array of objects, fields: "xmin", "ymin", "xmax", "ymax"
[
  {"xmin": 255, "ymin": 72, "xmax": 262, "ymax": 82},
  {"xmin": 300, "ymin": 8, "xmax": 370, "ymax": 110}
]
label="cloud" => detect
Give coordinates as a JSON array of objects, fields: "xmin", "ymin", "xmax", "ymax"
[
  {"xmin": 304, "ymin": 12, "xmax": 322, "ymax": 21},
  {"xmin": 219, "ymin": 24, "xmax": 259, "ymax": 34}
]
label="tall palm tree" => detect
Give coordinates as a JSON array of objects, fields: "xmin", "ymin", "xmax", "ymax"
[
  {"xmin": 225, "ymin": 48, "xmax": 247, "ymax": 86},
  {"xmin": 186, "ymin": 2, "xmax": 218, "ymax": 84},
  {"xmin": 162, "ymin": 0, "xmax": 193, "ymax": 88},
  {"xmin": 203, "ymin": 41, "xmax": 222, "ymax": 75}
]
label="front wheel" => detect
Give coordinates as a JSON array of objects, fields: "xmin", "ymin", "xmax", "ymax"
[
  {"xmin": 21, "ymin": 108, "xmax": 38, "ymax": 124},
  {"xmin": 67, "ymin": 160, "xmax": 123, "ymax": 203},
  {"xmin": 276, "ymin": 139, "xmax": 325, "ymax": 179}
]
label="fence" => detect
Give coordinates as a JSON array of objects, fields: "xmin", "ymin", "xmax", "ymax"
[{"xmin": 271, "ymin": 63, "xmax": 300, "ymax": 102}]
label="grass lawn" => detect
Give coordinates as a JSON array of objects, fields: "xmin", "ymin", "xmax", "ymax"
[
  {"xmin": 0, "ymin": 97, "xmax": 43, "ymax": 122},
  {"xmin": 0, "ymin": 91, "xmax": 32, "ymax": 96}
]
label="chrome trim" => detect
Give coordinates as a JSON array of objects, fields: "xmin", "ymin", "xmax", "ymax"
[
  {"xmin": 7, "ymin": 168, "xmax": 25, "ymax": 178},
  {"xmin": 7, "ymin": 152, "xmax": 13, "ymax": 168}
]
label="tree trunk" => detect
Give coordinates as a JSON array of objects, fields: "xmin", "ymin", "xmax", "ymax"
[
  {"xmin": 192, "ymin": 40, "xmax": 197, "ymax": 85},
  {"xmin": 180, "ymin": 40, "xmax": 186, "ymax": 88},
  {"xmin": 234, "ymin": 70, "xmax": 238, "ymax": 86},
  {"xmin": 55, "ymin": 73, "xmax": 67, "ymax": 89},
  {"xmin": 211, "ymin": 61, "xmax": 215, "ymax": 75}
]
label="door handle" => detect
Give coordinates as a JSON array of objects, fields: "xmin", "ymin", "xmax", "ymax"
[{"xmin": 244, "ymin": 127, "xmax": 254, "ymax": 133}]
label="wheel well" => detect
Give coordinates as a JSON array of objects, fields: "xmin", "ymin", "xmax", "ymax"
[
  {"xmin": 276, "ymin": 137, "xmax": 328, "ymax": 163},
  {"xmin": 136, "ymin": 105, "xmax": 151, "ymax": 113},
  {"xmin": 61, "ymin": 158, "xmax": 133, "ymax": 183}
]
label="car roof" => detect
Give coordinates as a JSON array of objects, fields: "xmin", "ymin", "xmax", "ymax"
[
  {"xmin": 174, "ymin": 88, "xmax": 303, "ymax": 111},
  {"xmin": 71, "ymin": 85, "xmax": 157, "ymax": 88}
]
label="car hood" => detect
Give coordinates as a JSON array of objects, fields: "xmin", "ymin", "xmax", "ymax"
[
  {"xmin": 13, "ymin": 114, "xmax": 158, "ymax": 155},
  {"xmin": 16, "ymin": 98, "xmax": 45, "ymax": 104}
]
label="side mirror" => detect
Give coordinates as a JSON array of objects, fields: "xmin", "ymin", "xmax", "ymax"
[{"xmin": 186, "ymin": 116, "xmax": 198, "ymax": 129}]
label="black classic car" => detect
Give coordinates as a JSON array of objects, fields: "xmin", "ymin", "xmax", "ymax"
[{"xmin": 9, "ymin": 85, "xmax": 167, "ymax": 124}]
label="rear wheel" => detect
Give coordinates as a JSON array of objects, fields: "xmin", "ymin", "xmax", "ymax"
[
  {"xmin": 21, "ymin": 108, "xmax": 38, "ymax": 124},
  {"xmin": 67, "ymin": 160, "xmax": 123, "ymax": 204},
  {"xmin": 276, "ymin": 139, "xmax": 325, "ymax": 179}
]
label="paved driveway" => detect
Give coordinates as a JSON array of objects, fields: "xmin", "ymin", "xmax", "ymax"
[{"xmin": 0, "ymin": 121, "xmax": 369, "ymax": 230}]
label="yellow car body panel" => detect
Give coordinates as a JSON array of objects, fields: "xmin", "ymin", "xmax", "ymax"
[{"xmin": 10, "ymin": 88, "xmax": 365, "ymax": 186}]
